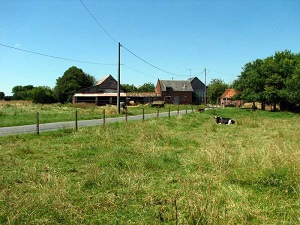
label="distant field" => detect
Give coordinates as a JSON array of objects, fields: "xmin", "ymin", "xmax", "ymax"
[
  {"xmin": 0, "ymin": 101, "xmax": 194, "ymax": 127},
  {"xmin": 0, "ymin": 108, "xmax": 299, "ymax": 224}
]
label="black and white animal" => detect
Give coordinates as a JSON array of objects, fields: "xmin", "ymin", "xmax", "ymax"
[{"xmin": 213, "ymin": 116, "xmax": 235, "ymax": 125}]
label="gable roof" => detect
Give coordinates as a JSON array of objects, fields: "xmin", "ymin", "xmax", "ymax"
[
  {"xmin": 159, "ymin": 80, "xmax": 193, "ymax": 92},
  {"xmin": 187, "ymin": 77, "xmax": 198, "ymax": 82},
  {"xmin": 221, "ymin": 88, "xmax": 237, "ymax": 99},
  {"xmin": 76, "ymin": 74, "xmax": 124, "ymax": 93},
  {"xmin": 96, "ymin": 74, "xmax": 113, "ymax": 85}
]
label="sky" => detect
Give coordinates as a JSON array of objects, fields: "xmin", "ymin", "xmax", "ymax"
[{"xmin": 1, "ymin": 0, "xmax": 300, "ymax": 95}]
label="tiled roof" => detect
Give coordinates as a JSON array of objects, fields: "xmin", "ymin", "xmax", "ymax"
[{"xmin": 221, "ymin": 89, "xmax": 237, "ymax": 98}]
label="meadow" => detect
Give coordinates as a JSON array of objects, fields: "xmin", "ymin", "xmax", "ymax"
[
  {"xmin": 0, "ymin": 107, "xmax": 299, "ymax": 224},
  {"xmin": 0, "ymin": 101, "xmax": 193, "ymax": 127}
]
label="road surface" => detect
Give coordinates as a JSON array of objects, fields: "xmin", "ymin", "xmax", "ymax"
[{"xmin": 0, "ymin": 110, "xmax": 193, "ymax": 137}]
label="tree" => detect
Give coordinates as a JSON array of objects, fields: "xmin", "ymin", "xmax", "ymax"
[
  {"xmin": 138, "ymin": 82, "xmax": 155, "ymax": 92},
  {"xmin": 234, "ymin": 50, "xmax": 300, "ymax": 111},
  {"xmin": 12, "ymin": 85, "xmax": 35, "ymax": 100},
  {"xmin": 234, "ymin": 59, "xmax": 267, "ymax": 107},
  {"xmin": 0, "ymin": 92, "xmax": 4, "ymax": 100},
  {"xmin": 122, "ymin": 84, "xmax": 138, "ymax": 92},
  {"xmin": 54, "ymin": 66, "xmax": 96, "ymax": 103},
  {"xmin": 207, "ymin": 79, "xmax": 228, "ymax": 104},
  {"xmin": 32, "ymin": 86, "xmax": 56, "ymax": 104}
]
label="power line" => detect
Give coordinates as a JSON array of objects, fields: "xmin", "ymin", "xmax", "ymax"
[
  {"xmin": 121, "ymin": 45, "xmax": 189, "ymax": 77},
  {"xmin": 122, "ymin": 64, "xmax": 159, "ymax": 80},
  {"xmin": 0, "ymin": 43, "xmax": 117, "ymax": 65},
  {"xmin": 79, "ymin": 0, "xmax": 119, "ymax": 44},
  {"xmin": 208, "ymin": 69, "xmax": 237, "ymax": 77},
  {"xmin": 79, "ymin": 0, "xmax": 189, "ymax": 78}
]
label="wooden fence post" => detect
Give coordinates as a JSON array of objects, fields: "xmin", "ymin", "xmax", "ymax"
[
  {"xmin": 75, "ymin": 110, "xmax": 78, "ymax": 132},
  {"xmin": 168, "ymin": 106, "xmax": 171, "ymax": 118},
  {"xmin": 103, "ymin": 109, "xmax": 105, "ymax": 125},
  {"xmin": 36, "ymin": 112, "xmax": 39, "ymax": 135},
  {"xmin": 142, "ymin": 108, "xmax": 145, "ymax": 121}
]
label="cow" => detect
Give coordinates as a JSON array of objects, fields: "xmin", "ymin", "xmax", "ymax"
[{"xmin": 213, "ymin": 116, "xmax": 235, "ymax": 125}]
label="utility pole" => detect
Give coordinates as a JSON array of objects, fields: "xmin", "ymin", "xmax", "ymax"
[
  {"xmin": 204, "ymin": 68, "xmax": 207, "ymax": 105},
  {"xmin": 117, "ymin": 42, "xmax": 121, "ymax": 114}
]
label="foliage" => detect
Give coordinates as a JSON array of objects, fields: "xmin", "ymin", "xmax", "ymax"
[
  {"xmin": 12, "ymin": 85, "xmax": 35, "ymax": 100},
  {"xmin": 0, "ymin": 92, "xmax": 4, "ymax": 100},
  {"xmin": 122, "ymin": 82, "xmax": 155, "ymax": 92},
  {"xmin": 234, "ymin": 50, "xmax": 300, "ymax": 110},
  {"xmin": 0, "ymin": 108, "xmax": 299, "ymax": 224},
  {"xmin": 138, "ymin": 82, "xmax": 155, "ymax": 92},
  {"xmin": 207, "ymin": 79, "xmax": 229, "ymax": 104},
  {"xmin": 122, "ymin": 84, "xmax": 138, "ymax": 92},
  {"xmin": 54, "ymin": 66, "xmax": 96, "ymax": 103},
  {"xmin": 31, "ymin": 86, "xmax": 56, "ymax": 104}
]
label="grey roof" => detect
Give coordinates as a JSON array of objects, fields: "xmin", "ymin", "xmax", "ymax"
[{"xmin": 159, "ymin": 80, "xmax": 193, "ymax": 92}]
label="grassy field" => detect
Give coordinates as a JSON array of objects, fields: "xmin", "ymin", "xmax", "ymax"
[
  {"xmin": 0, "ymin": 108, "xmax": 299, "ymax": 224},
  {"xmin": 0, "ymin": 101, "xmax": 195, "ymax": 127}
]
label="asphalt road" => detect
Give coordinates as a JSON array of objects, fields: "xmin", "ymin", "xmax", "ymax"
[{"xmin": 0, "ymin": 110, "xmax": 193, "ymax": 137}]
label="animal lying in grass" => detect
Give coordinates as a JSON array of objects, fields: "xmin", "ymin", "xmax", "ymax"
[{"xmin": 213, "ymin": 116, "xmax": 235, "ymax": 125}]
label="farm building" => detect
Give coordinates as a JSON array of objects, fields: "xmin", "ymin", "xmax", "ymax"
[
  {"xmin": 155, "ymin": 79, "xmax": 193, "ymax": 104},
  {"xmin": 220, "ymin": 88, "xmax": 242, "ymax": 107},
  {"xmin": 73, "ymin": 75, "xmax": 207, "ymax": 105},
  {"xmin": 188, "ymin": 77, "xmax": 207, "ymax": 104},
  {"xmin": 72, "ymin": 75, "xmax": 160, "ymax": 105}
]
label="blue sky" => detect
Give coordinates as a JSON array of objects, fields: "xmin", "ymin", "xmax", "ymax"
[{"xmin": 1, "ymin": 0, "xmax": 300, "ymax": 95}]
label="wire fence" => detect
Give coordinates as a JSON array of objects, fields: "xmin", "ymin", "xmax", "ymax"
[{"xmin": 32, "ymin": 105, "xmax": 197, "ymax": 134}]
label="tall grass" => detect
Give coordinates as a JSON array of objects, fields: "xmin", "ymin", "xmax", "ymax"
[
  {"xmin": 0, "ymin": 108, "xmax": 299, "ymax": 224},
  {"xmin": 0, "ymin": 101, "xmax": 192, "ymax": 127}
]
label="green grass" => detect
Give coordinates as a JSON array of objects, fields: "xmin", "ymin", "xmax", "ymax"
[
  {"xmin": 0, "ymin": 102, "xmax": 194, "ymax": 127},
  {"xmin": 0, "ymin": 108, "xmax": 299, "ymax": 224}
]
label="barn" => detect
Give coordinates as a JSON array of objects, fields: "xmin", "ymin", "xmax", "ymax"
[
  {"xmin": 155, "ymin": 79, "xmax": 193, "ymax": 105},
  {"xmin": 188, "ymin": 77, "xmax": 207, "ymax": 104},
  {"xmin": 72, "ymin": 75, "xmax": 160, "ymax": 105}
]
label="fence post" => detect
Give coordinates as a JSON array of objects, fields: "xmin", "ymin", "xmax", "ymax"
[
  {"xmin": 142, "ymin": 108, "xmax": 145, "ymax": 121},
  {"xmin": 157, "ymin": 107, "xmax": 159, "ymax": 118},
  {"xmin": 103, "ymin": 109, "xmax": 105, "ymax": 125},
  {"xmin": 177, "ymin": 105, "xmax": 179, "ymax": 115},
  {"xmin": 36, "ymin": 112, "xmax": 39, "ymax": 135},
  {"xmin": 191, "ymin": 105, "xmax": 193, "ymax": 113},
  {"xmin": 75, "ymin": 110, "xmax": 78, "ymax": 132},
  {"xmin": 125, "ymin": 108, "xmax": 128, "ymax": 122},
  {"xmin": 186, "ymin": 105, "xmax": 187, "ymax": 114},
  {"xmin": 168, "ymin": 106, "xmax": 171, "ymax": 118}
]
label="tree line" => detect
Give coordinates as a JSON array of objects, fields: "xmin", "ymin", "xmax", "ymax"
[
  {"xmin": 2, "ymin": 66, "xmax": 155, "ymax": 104},
  {"xmin": 2, "ymin": 50, "xmax": 299, "ymax": 111},
  {"xmin": 207, "ymin": 50, "xmax": 299, "ymax": 111}
]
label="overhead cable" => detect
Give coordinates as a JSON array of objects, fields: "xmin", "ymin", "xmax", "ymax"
[
  {"xmin": 208, "ymin": 69, "xmax": 237, "ymax": 77},
  {"xmin": 121, "ymin": 45, "xmax": 189, "ymax": 77},
  {"xmin": 0, "ymin": 43, "xmax": 117, "ymax": 65},
  {"xmin": 79, "ymin": 0, "xmax": 189, "ymax": 78},
  {"xmin": 122, "ymin": 64, "xmax": 159, "ymax": 79},
  {"xmin": 79, "ymin": 0, "xmax": 119, "ymax": 44}
]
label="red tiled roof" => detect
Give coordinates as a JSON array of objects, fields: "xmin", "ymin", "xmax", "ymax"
[{"xmin": 221, "ymin": 89, "xmax": 237, "ymax": 98}]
